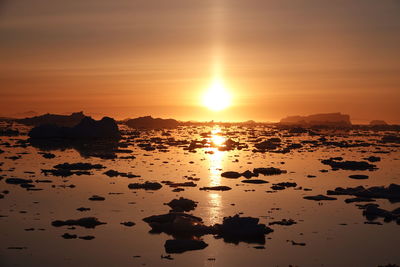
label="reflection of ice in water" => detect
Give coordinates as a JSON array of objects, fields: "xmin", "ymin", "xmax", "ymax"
[{"xmin": 207, "ymin": 126, "xmax": 226, "ymax": 224}]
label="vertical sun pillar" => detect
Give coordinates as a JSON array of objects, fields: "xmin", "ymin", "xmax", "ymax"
[{"xmin": 202, "ymin": 0, "xmax": 232, "ymax": 112}]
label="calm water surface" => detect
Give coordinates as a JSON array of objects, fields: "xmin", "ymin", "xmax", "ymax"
[{"xmin": 1, "ymin": 125, "xmax": 399, "ymax": 267}]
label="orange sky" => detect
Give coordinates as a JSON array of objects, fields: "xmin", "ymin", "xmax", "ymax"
[{"xmin": 0, "ymin": 0, "xmax": 399, "ymax": 123}]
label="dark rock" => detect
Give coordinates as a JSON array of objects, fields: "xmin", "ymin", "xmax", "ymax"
[
  {"xmin": 119, "ymin": 155, "xmax": 136, "ymax": 160},
  {"xmin": 143, "ymin": 212, "xmax": 215, "ymax": 237},
  {"xmin": 76, "ymin": 207, "xmax": 91, "ymax": 212},
  {"xmin": 303, "ymin": 195, "xmax": 337, "ymax": 201},
  {"xmin": 41, "ymin": 153, "xmax": 56, "ymax": 159},
  {"xmin": 241, "ymin": 179, "xmax": 269, "ymax": 184},
  {"xmin": 269, "ymin": 219, "xmax": 297, "ymax": 226},
  {"xmin": 166, "ymin": 197, "xmax": 197, "ymax": 212},
  {"xmin": 289, "ymin": 127, "xmax": 308, "ymax": 133},
  {"xmin": 0, "ymin": 128, "xmax": 19, "ymax": 136},
  {"xmin": 62, "ymin": 233, "xmax": 77, "ymax": 239},
  {"xmin": 199, "ymin": 186, "xmax": 231, "ymax": 191},
  {"xmin": 163, "ymin": 181, "xmax": 197, "ymax": 188},
  {"xmin": 144, "ymin": 213, "xmax": 273, "ymax": 245},
  {"xmin": 20, "ymin": 183, "xmax": 35, "ymax": 189},
  {"xmin": 52, "ymin": 217, "xmax": 106, "ymax": 228},
  {"xmin": 104, "ymin": 169, "xmax": 140, "ymax": 178},
  {"xmin": 5, "ymin": 178, "xmax": 33, "ymax": 185},
  {"xmin": 253, "ymin": 167, "xmax": 287, "ymax": 176},
  {"xmin": 6, "ymin": 155, "xmax": 21, "ymax": 160},
  {"xmin": 254, "ymin": 139, "xmax": 281, "ymax": 151},
  {"xmin": 289, "ymin": 240, "xmax": 306, "ymax": 246},
  {"xmin": 364, "ymin": 221, "xmax": 382, "ymax": 225},
  {"xmin": 41, "ymin": 162, "xmax": 104, "ymax": 177},
  {"xmin": 348, "ymin": 175, "xmax": 369, "ymax": 180},
  {"xmin": 328, "ymin": 186, "xmax": 366, "ymax": 196},
  {"xmin": 381, "ymin": 135, "xmax": 400, "ymax": 144},
  {"xmin": 41, "ymin": 169, "xmax": 90, "ymax": 177},
  {"xmin": 161, "ymin": 254, "xmax": 174, "ymax": 260},
  {"xmin": 79, "ymin": 235, "xmax": 95, "ymax": 240},
  {"xmin": 362, "ymin": 204, "xmax": 400, "ymax": 223},
  {"xmin": 221, "ymin": 171, "xmax": 241, "ymax": 179},
  {"xmin": 271, "ymin": 182, "xmax": 297, "ymax": 190},
  {"xmin": 242, "ymin": 170, "xmax": 257, "ymax": 178},
  {"xmin": 121, "ymin": 221, "xmax": 136, "ymax": 227},
  {"xmin": 321, "ymin": 158, "xmax": 376, "ymax": 171},
  {"xmin": 128, "ymin": 182, "xmax": 162, "ymax": 190},
  {"xmin": 344, "ymin": 197, "xmax": 375, "ymax": 203},
  {"xmin": 214, "ymin": 215, "xmax": 273, "ymax": 244},
  {"xmin": 172, "ymin": 188, "xmax": 184, "ymax": 192},
  {"xmin": 327, "ymin": 184, "xmax": 400, "ymax": 202},
  {"xmin": 35, "ymin": 179, "xmax": 52, "ymax": 183},
  {"xmin": 364, "ymin": 156, "xmax": 381, "ymax": 162},
  {"xmin": 164, "ymin": 239, "xmax": 208, "ymax": 254},
  {"xmin": 88, "ymin": 195, "xmax": 105, "ymax": 201},
  {"xmin": 54, "ymin": 162, "xmax": 105, "ymax": 170}
]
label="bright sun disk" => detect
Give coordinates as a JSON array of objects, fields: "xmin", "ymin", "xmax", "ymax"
[{"xmin": 203, "ymin": 78, "xmax": 232, "ymax": 111}]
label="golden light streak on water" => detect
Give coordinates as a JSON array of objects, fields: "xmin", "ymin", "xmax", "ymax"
[{"xmin": 206, "ymin": 126, "xmax": 227, "ymax": 224}]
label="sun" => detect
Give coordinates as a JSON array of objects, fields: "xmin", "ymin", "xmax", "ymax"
[{"xmin": 202, "ymin": 78, "xmax": 232, "ymax": 111}]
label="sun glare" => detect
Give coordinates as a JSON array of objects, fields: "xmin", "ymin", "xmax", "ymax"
[
  {"xmin": 203, "ymin": 78, "xmax": 232, "ymax": 111},
  {"xmin": 210, "ymin": 127, "xmax": 226, "ymax": 147}
]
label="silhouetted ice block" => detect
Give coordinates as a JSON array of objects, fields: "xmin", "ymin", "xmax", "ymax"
[
  {"xmin": 214, "ymin": 215, "xmax": 273, "ymax": 245},
  {"xmin": 143, "ymin": 212, "xmax": 215, "ymax": 238},
  {"xmin": 166, "ymin": 197, "xmax": 198, "ymax": 212},
  {"xmin": 142, "ymin": 212, "xmax": 273, "ymax": 245},
  {"xmin": 327, "ymin": 184, "xmax": 400, "ymax": 203},
  {"xmin": 279, "ymin": 112, "xmax": 351, "ymax": 127},
  {"xmin": 361, "ymin": 204, "xmax": 400, "ymax": 223},
  {"xmin": 27, "ymin": 116, "xmax": 121, "ymax": 159},
  {"xmin": 124, "ymin": 116, "xmax": 179, "ymax": 129},
  {"xmin": 17, "ymin": 111, "xmax": 87, "ymax": 127},
  {"xmin": 321, "ymin": 157, "xmax": 377, "ymax": 170},
  {"xmin": 370, "ymin": 120, "xmax": 388, "ymax": 126},
  {"xmin": 28, "ymin": 116, "xmax": 121, "ymax": 139}
]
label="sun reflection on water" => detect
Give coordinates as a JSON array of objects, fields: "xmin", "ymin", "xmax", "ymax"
[
  {"xmin": 207, "ymin": 127, "xmax": 226, "ymax": 186},
  {"xmin": 211, "ymin": 128, "xmax": 226, "ymax": 147},
  {"xmin": 208, "ymin": 192, "xmax": 222, "ymax": 225},
  {"xmin": 206, "ymin": 126, "xmax": 227, "ymax": 224}
]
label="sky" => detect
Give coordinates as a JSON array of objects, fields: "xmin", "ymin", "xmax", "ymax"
[{"xmin": 0, "ymin": 0, "xmax": 399, "ymax": 123}]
